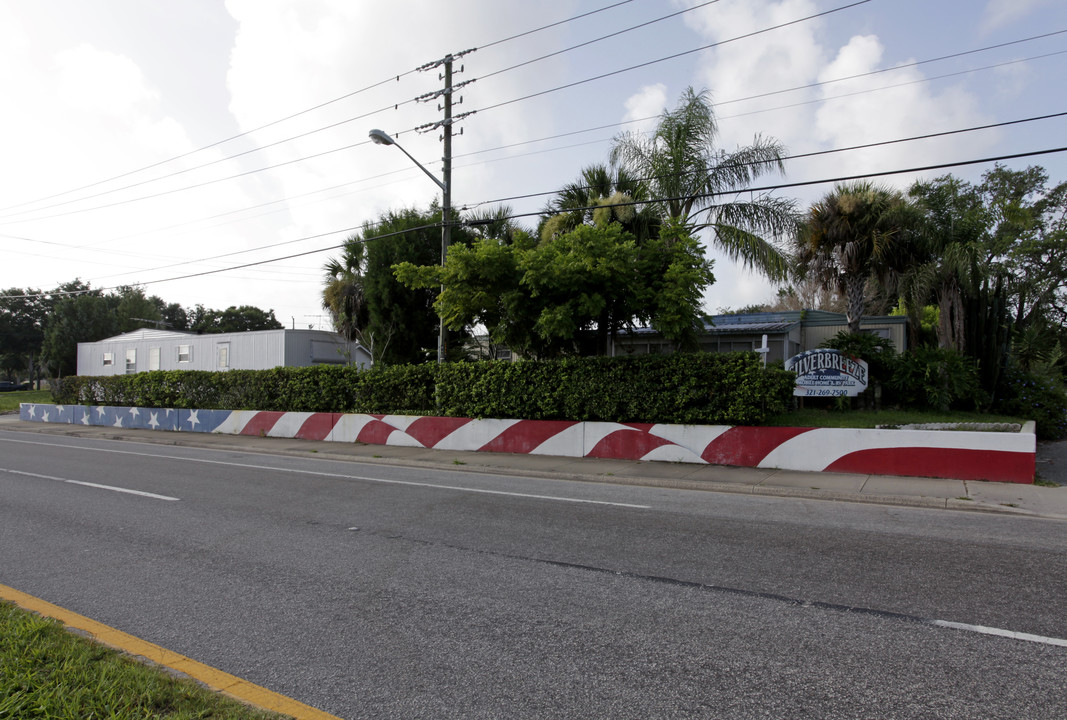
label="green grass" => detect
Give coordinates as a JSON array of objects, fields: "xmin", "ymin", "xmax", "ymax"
[
  {"xmin": 0, "ymin": 601, "xmax": 290, "ymax": 720},
  {"xmin": 765, "ymin": 407, "xmax": 1027, "ymax": 429},
  {"xmin": 0, "ymin": 389, "xmax": 52, "ymax": 413}
]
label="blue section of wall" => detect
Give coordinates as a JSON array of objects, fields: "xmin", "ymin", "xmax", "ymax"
[{"xmin": 177, "ymin": 408, "xmax": 232, "ymax": 433}]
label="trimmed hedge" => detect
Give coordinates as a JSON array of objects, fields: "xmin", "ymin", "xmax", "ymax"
[
  {"xmin": 437, "ymin": 353, "xmax": 794, "ymax": 425},
  {"xmin": 51, "ymin": 353, "xmax": 794, "ymax": 426}
]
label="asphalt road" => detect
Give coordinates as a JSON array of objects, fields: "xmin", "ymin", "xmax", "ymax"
[{"xmin": 1, "ymin": 430, "xmax": 1065, "ymax": 719}]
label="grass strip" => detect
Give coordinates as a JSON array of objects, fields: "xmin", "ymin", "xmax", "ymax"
[
  {"xmin": 0, "ymin": 389, "xmax": 51, "ymax": 413},
  {"xmin": 0, "ymin": 601, "xmax": 290, "ymax": 720}
]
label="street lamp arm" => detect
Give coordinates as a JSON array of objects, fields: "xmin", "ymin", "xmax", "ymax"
[{"xmin": 368, "ymin": 129, "xmax": 446, "ymax": 193}]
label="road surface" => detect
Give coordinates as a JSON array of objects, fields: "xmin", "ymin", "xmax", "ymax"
[{"xmin": 1, "ymin": 430, "xmax": 1064, "ymax": 719}]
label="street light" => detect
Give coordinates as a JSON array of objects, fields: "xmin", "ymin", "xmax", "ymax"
[
  {"xmin": 368, "ymin": 129, "xmax": 450, "ymax": 364},
  {"xmin": 368, "ymin": 130, "xmax": 445, "ymax": 192}
]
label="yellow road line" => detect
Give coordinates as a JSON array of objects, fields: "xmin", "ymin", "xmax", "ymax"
[{"xmin": 0, "ymin": 583, "xmax": 343, "ymax": 720}]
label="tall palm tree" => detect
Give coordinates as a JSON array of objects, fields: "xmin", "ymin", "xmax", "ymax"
[
  {"xmin": 610, "ymin": 87, "xmax": 798, "ymax": 281},
  {"xmin": 794, "ymin": 181, "xmax": 913, "ymax": 333},
  {"xmin": 321, "ymin": 236, "xmax": 369, "ymax": 347}
]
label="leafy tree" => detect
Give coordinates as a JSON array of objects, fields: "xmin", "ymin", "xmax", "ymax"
[
  {"xmin": 902, "ymin": 166, "xmax": 1067, "ymax": 395},
  {"xmin": 114, "ymin": 286, "xmax": 163, "ymax": 331},
  {"xmin": 0, "ymin": 287, "xmax": 47, "ymax": 383},
  {"xmin": 395, "ymin": 219, "xmax": 715, "ymax": 358},
  {"xmin": 610, "ymin": 87, "xmax": 798, "ymax": 281},
  {"xmin": 189, "ymin": 305, "xmax": 284, "ymax": 333},
  {"xmin": 793, "ymin": 181, "xmax": 915, "ymax": 333},
  {"xmin": 41, "ymin": 284, "xmax": 119, "ymax": 377},
  {"xmin": 329, "ymin": 206, "xmax": 477, "ymax": 365},
  {"xmin": 156, "ymin": 300, "xmax": 189, "ymax": 330}
]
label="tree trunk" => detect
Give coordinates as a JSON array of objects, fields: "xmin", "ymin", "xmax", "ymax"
[
  {"xmin": 937, "ymin": 282, "xmax": 965, "ymax": 352},
  {"xmin": 845, "ymin": 275, "xmax": 866, "ymax": 333}
]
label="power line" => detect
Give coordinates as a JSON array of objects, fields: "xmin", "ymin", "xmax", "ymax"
[
  {"xmin": 11, "ymin": 108, "xmax": 1066, "ymax": 277},
  {"xmin": 0, "ymin": 222, "xmax": 442, "ymax": 300},
  {"xmin": 8, "ymin": 7, "xmax": 1059, "ymax": 231},
  {"xmin": 478, "ymin": 0, "xmax": 724, "ymax": 82},
  {"xmin": 714, "ymin": 49, "xmax": 1067, "ymax": 123},
  {"xmin": 460, "ymin": 112, "xmax": 1067, "ymax": 210},
  {"xmin": 0, "ymin": 0, "xmax": 869, "ymax": 226},
  {"xmin": 13, "ymin": 143, "xmax": 1063, "ymax": 301},
  {"xmin": 474, "ymin": 1, "xmax": 872, "ymax": 115},
  {"xmin": 0, "ymin": 0, "xmax": 640, "ymax": 216},
  {"xmin": 711, "ymin": 28, "xmax": 1067, "ymax": 109},
  {"xmin": 139, "ymin": 144, "xmax": 1067, "ymax": 288},
  {"xmin": 478, "ymin": 0, "xmax": 635, "ymax": 50},
  {"xmin": 0, "ymin": 1, "xmax": 714, "ymax": 223}
]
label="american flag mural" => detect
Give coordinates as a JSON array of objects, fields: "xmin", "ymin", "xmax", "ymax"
[{"xmin": 20, "ymin": 403, "xmax": 1036, "ymax": 484}]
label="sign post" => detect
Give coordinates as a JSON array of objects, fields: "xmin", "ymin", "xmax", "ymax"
[{"xmin": 784, "ymin": 348, "xmax": 869, "ymax": 397}]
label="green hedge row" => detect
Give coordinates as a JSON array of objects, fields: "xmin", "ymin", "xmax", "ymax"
[{"xmin": 51, "ymin": 353, "xmax": 794, "ymax": 426}]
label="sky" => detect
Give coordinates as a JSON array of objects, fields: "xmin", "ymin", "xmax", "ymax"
[{"xmin": 2, "ymin": 0, "xmax": 1066, "ymax": 331}]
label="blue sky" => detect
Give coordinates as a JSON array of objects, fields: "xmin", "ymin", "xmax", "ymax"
[{"xmin": 1, "ymin": 0, "xmax": 1065, "ymax": 329}]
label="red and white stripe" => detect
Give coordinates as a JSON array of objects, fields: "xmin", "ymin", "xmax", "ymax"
[
  {"xmin": 21, "ymin": 404, "xmax": 1036, "ymax": 483},
  {"xmin": 205, "ymin": 411, "xmax": 1037, "ymax": 484}
]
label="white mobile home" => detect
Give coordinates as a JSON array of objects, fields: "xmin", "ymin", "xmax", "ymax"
[{"xmin": 77, "ymin": 328, "xmax": 371, "ymax": 376}]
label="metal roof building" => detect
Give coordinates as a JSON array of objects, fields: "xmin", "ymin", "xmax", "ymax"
[
  {"xmin": 614, "ymin": 310, "xmax": 907, "ymax": 363},
  {"xmin": 77, "ymin": 328, "xmax": 371, "ymax": 376}
]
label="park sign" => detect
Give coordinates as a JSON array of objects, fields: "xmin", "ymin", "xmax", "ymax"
[{"xmin": 784, "ymin": 348, "xmax": 868, "ymax": 397}]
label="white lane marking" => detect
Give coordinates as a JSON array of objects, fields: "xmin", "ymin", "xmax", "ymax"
[
  {"xmin": 0, "ymin": 468, "xmax": 180, "ymax": 502},
  {"xmin": 0, "ymin": 437, "xmax": 649, "ymax": 509},
  {"xmin": 931, "ymin": 620, "xmax": 1067, "ymax": 648}
]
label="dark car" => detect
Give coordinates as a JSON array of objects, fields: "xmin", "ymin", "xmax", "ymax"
[{"xmin": 0, "ymin": 381, "xmax": 16, "ymax": 392}]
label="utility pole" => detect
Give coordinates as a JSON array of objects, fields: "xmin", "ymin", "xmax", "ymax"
[{"xmin": 415, "ymin": 50, "xmax": 475, "ymax": 363}]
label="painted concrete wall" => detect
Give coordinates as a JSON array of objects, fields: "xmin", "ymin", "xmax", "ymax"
[{"xmin": 21, "ymin": 403, "xmax": 1036, "ymax": 484}]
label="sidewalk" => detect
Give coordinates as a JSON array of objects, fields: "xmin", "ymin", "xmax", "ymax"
[{"xmin": 3, "ymin": 414, "xmax": 1066, "ymax": 520}]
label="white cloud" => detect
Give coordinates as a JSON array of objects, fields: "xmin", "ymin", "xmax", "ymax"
[
  {"xmin": 622, "ymin": 83, "xmax": 669, "ymax": 133},
  {"xmin": 677, "ymin": 0, "xmax": 996, "ymax": 311},
  {"xmin": 981, "ymin": 0, "xmax": 1057, "ymax": 32}
]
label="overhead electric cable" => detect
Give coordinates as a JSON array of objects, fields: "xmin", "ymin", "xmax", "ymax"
[
  {"xmin": 474, "ymin": 1, "xmax": 872, "ymax": 114},
  {"xmin": 716, "ymin": 50, "xmax": 1067, "ymax": 122},
  {"xmin": 0, "ymin": 1, "xmax": 714, "ymax": 221},
  {"xmin": 46, "ymin": 145, "xmax": 1067, "ymax": 298},
  {"xmin": 13, "ymin": 105, "xmax": 1066, "ymax": 266},
  {"xmin": 461, "ymin": 112, "xmax": 1067, "ymax": 209},
  {"xmin": 477, "ymin": 0, "xmax": 635, "ymax": 50},
  {"xmin": 0, "ymin": 138, "xmax": 377, "ymax": 226},
  {"xmin": 0, "ymin": 1, "xmax": 870, "ymax": 226},
  {"xmin": 0, "ymin": 0, "xmax": 639, "ymax": 215},
  {"xmin": 12, "ymin": 3, "xmax": 1057, "ymax": 230},
  {"xmin": 6, "ymin": 141, "xmax": 1067, "ymax": 302},
  {"xmin": 478, "ymin": 0, "xmax": 723, "ymax": 81},
  {"xmin": 711, "ymin": 28, "xmax": 1067, "ymax": 108},
  {"xmin": 0, "ymin": 103, "xmax": 419, "ymax": 221}
]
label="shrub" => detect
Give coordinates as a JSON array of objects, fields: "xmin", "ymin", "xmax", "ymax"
[
  {"xmin": 52, "ymin": 353, "xmax": 795, "ymax": 427},
  {"xmin": 820, "ymin": 330, "xmax": 897, "ymax": 385},
  {"xmin": 889, "ymin": 347, "xmax": 984, "ymax": 412},
  {"xmin": 437, "ymin": 353, "xmax": 795, "ymax": 426},
  {"xmin": 995, "ymin": 363, "xmax": 1067, "ymax": 440}
]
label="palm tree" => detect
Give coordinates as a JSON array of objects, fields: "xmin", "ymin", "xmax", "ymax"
[
  {"xmin": 903, "ymin": 176, "xmax": 991, "ymax": 351},
  {"xmin": 609, "ymin": 87, "xmax": 798, "ymax": 281},
  {"xmin": 794, "ymin": 181, "xmax": 913, "ymax": 333},
  {"xmin": 539, "ymin": 164, "xmax": 660, "ymax": 242},
  {"xmin": 321, "ymin": 236, "xmax": 369, "ymax": 347}
]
